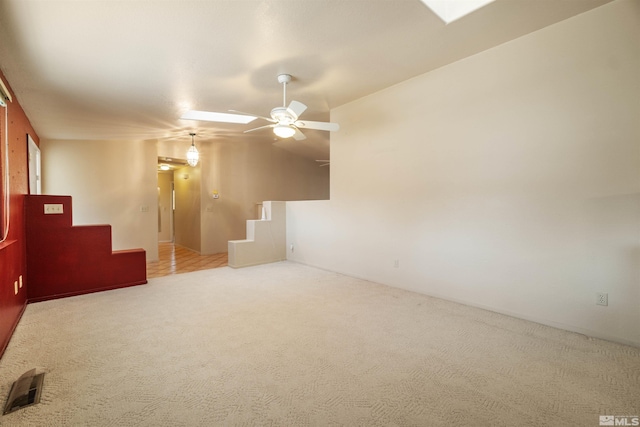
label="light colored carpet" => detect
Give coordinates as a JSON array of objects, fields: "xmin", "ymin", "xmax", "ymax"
[{"xmin": 0, "ymin": 261, "xmax": 638, "ymax": 426}]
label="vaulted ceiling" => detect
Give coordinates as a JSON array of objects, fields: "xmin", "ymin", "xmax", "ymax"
[{"xmin": 0, "ymin": 0, "xmax": 612, "ymax": 160}]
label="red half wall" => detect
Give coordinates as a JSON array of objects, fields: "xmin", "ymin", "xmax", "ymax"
[{"xmin": 24, "ymin": 195, "xmax": 147, "ymax": 302}]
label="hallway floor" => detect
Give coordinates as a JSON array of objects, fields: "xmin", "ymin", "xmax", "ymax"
[{"xmin": 146, "ymin": 243, "xmax": 228, "ymax": 279}]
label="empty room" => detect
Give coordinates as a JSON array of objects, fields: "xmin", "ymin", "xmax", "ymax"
[{"xmin": 0, "ymin": 0, "xmax": 638, "ymax": 425}]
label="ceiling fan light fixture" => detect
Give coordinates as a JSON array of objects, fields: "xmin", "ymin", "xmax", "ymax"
[
  {"xmin": 187, "ymin": 132, "xmax": 199, "ymax": 167},
  {"xmin": 273, "ymin": 124, "xmax": 296, "ymax": 138}
]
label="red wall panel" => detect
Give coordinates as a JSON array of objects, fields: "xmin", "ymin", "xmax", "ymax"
[{"xmin": 0, "ymin": 69, "xmax": 37, "ymax": 356}]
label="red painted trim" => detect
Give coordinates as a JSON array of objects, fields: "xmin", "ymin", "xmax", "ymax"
[
  {"xmin": 0, "ymin": 239, "xmax": 17, "ymax": 250},
  {"xmin": 0, "ymin": 301, "xmax": 27, "ymax": 358},
  {"xmin": 27, "ymin": 280, "xmax": 148, "ymax": 304}
]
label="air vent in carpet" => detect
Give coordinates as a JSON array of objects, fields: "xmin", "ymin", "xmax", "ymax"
[{"xmin": 3, "ymin": 368, "xmax": 44, "ymax": 415}]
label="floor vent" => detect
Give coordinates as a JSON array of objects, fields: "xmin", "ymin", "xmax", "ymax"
[{"xmin": 3, "ymin": 369, "xmax": 44, "ymax": 415}]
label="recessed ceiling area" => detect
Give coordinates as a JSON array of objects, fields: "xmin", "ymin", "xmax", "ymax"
[
  {"xmin": 0, "ymin": 0, "xmax": 613, "ymax": 160},
  {"xmin": 158, "ymin": 157, "xmax": 187, "ymax": 172}
]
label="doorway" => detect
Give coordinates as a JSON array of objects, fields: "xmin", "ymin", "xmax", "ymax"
[
  {"xmin": 28, "ymin": 134, "xmax": 41, "ymax": 195},
  {"xmin": 157, "ymin": 156, "xmax": 201, "ymax": 251}
]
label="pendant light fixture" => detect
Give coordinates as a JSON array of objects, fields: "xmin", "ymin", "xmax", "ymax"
[{"xmin": 187, "ymin": 132, "xmax": 199, "ymax": 167}]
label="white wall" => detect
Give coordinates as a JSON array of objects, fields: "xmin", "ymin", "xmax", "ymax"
[
  {"xmin": 287, "ymin": 0, "xmax": 640, "ymax": 346},
  {"xmin": 41, "ymin": 139, "xmax": 159, "ymax": 261}
]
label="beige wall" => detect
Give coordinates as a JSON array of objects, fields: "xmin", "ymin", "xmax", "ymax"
[
  {"xmin": 287, "ymin": 0, "xmax": 640, "ymax": 346},
  {"xmin": 41, "ymin": 139, "xmax": 159, "ymax": 261},
  {"xmin": 200, "ymin": 139, "xmax": 329, "ymax": 254},
  {"xmin": 159, "ymin": 136, "xmax": 330, "ymax": 254}
]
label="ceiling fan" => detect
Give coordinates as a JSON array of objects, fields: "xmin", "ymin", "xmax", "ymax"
[{"xmin": 180, "ymin": 74, "xmax": 339, "ymax": 141}]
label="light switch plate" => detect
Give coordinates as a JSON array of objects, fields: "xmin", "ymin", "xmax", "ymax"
[{"xmin": 44, "ymin": 204, "xmax": 63, "ymax": 214}]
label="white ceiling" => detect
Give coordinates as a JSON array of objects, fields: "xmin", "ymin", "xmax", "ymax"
[{"xmin": 0, "ymin": 0, "xmax": 612, "ymax": 160}]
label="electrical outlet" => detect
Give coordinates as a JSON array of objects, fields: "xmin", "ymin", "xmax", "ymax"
[
  {"xmin": 290, "ymin": 244, "xmax": 294, "ymax": 253},
  {"xmin": 394, "ymin": 259, "xmax": 399, "ymax": 268},
  {"xmin": 596, "ymin": 292, "xmax": 608, "ymax": 306}
]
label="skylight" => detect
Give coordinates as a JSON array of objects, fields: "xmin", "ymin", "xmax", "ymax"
[
  {"xmin": 420, "ymin": 0, "xmax": 496, "ymax": 24},
  {"xmin": 180, "ymin": 110, "xmax": 256, "ymax": 124}
]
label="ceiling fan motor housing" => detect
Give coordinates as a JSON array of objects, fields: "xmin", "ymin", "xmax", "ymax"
[
  {"xmin": 271, "ymin": 106, "xmax": 295, "ymax": 124},
  {"xmin": 277, "ymin": 74, "xmax": 292, "ymax": 84}
]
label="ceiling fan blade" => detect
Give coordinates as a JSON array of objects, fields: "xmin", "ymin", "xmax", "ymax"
[
  {"xmin": 229, "ymin": 110, "xmax": 275, "ymax": 123},
  {"xmin": 287, "ymin": 100, "xmax": 307, "ymax": 120},
  {"xmin": 292, "ymin": 127, "xmax": 307, "ymax": 141},
  {"xmin": 244, "ymin": 124, "xmax": 276, "ymax": 134},
  {"xmin": 294, "ymin": 120, "xmax": 340, "ymax": 132},
  {"xmin": 180, "ymin": 110, "xmax": 257, "ymax": 124}
]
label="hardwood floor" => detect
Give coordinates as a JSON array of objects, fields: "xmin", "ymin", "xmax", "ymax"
[{"xmin": 146, "ymin": 243, "xmax": 228, "ymax": 279}]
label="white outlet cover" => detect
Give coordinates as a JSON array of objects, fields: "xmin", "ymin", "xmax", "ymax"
[{"xmin": 596, "ymin": 292, "xmax": 608, "ymax": 306}]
